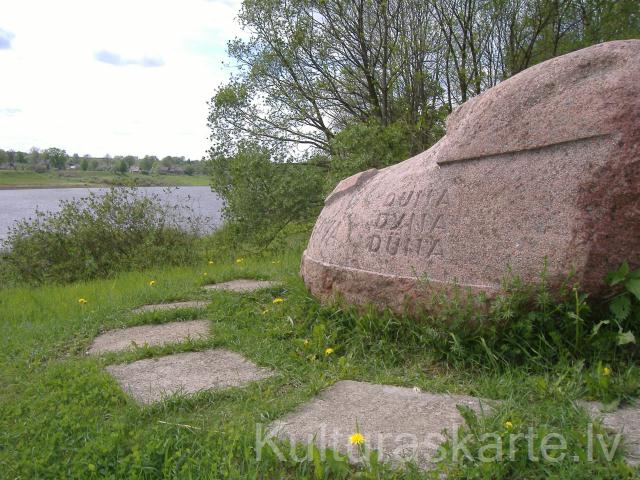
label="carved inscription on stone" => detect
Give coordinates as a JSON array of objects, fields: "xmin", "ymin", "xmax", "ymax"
[
  {"xmin": 311, "ymin": 186, "xmax": 450, "ymax": 263},
  {"xmin": 367, "ymin": 188, "xmax": 449, "ymax": 261}
]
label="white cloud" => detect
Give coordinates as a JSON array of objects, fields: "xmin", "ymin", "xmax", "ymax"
[
  {"xmin": 94, "ymin": 50, "xmax": 165, "ymax": 67},
  {"xmin": 0, "ymin": 0, "xmax": 244, "ymax": 159},
  {"xmin": 0, "ymin": 28, "xmax": 14, "ymax": 49}
]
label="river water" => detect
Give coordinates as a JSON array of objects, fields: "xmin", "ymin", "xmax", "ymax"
[{"xmin": 0, "ymin": 186, "xmax": 224, "ymax": 243}]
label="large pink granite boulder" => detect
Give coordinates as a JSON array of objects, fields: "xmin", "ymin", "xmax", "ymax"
[{"xmin": 301, "ymin": 40, "xmax": 640, "ymax": 312}]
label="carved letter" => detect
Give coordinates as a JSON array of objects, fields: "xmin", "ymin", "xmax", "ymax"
[
  {"xmin": 386, "ymin": 235, "xmax": 400, "ymax": 255},
  {"xmin": 375, "ymin": 213, "xmax": 388, "ymax": 228},
  {"xmin": 383, "ymin": 193, "xmax": 395, "ymax": 206},
  {"xmin": 399, "ymin": 191, "xmax": 414, "ymax": 206},
  {"xmin": 429, "ymin": 213, "xmax": 445, "ymax": 233},
  {"xmin": 368, "ymin": 234, "xmax": 381, "ymax": 252},
  {"xmin": 390, "ymin": 213, "xmax": 405, "ymax": 230},
  {"xmin": 435, "ymin": 189, "xmax": 449, "ymax": 207},
  {"xmin": 425, "ymin": 239, "xmax": 443, "ymax": 259}
]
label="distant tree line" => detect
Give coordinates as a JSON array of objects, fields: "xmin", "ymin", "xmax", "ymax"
[
  {"xmin": 0, "ymin": 148, "xmax": 204, "ymax": 176},
  {"xmin": 207, "ymin": 0, "xmax": 639, "ymax": 247}
]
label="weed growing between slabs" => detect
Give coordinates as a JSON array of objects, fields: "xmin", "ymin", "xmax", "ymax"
[{"xmin": 0, "ymin": 241, "xmax": 638, "ymax": 478}]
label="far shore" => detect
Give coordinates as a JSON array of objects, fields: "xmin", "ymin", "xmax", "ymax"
[
  {"xmin": 0, "ymin": 171, "xmax": 210, "ymax": 189},
  {"xmin": 0, "ymin": 183, "xmax": 209, "ymax": 190}
]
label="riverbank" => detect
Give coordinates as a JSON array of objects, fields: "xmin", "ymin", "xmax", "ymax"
[{"xmin": 0, "ymin": 170, "xmax": 210, "ymax": 189}]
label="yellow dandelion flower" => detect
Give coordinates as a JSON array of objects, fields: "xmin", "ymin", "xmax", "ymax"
[
  {"xmin": 504, "ymin": 421, "xmax": 513, "ymax": 430},
  {"xmin": 272, "ymin": 297, "xmax": 284, "ymax": 304},
  {"xmin": 235, "ymin": 257, "xmax": 244, "ymax": 264},
  {"xmin": 349, "ymin": 432, "xmax": 365, "ymax": 445},
  {"xmin": 78, "ymin": 298, "xmax": 87, "ymax": 305},
  {"xmin": 303, "ymin": 339, "xmax": 310, "ymax": 346},
  {"xmin": 324, "ymin": 347, "xmax": 334, "ymax": 356},
  {"xmin": 603, "ymin": 367, "xmax": 611, "ymax": 376},
  {"xmin": 208, "ymin": 260, "xmax": 214, "ymax": 265},
  {"xmin": 148, "ymin": 280, "xmax": 156, "ymax": 286},
  {"xmin": 203, "ymin": 272, "xmax": 208, "ymax": 276}
]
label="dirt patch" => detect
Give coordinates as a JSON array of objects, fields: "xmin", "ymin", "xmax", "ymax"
[
  {"xmin": 132, "ymin": 300, "xmax": 210, "ymax": 314},
  {"xmin": 202, "ymin": 279, "xmax": 279, "ymax": 293},
  {"xmin": 87, "ymin": 320, "xmax": 210, "ymax": 355},
  {"xmin": 268, "ymin": 380, "xmax": 495, "ymax": 468},
  {"xmin": 107, "ymin": 349, "xmax": 274, "ymax": 404}
]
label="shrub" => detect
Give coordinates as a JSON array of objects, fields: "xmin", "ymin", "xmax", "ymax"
[
  {"xmin": 207, "ymin": 142, "xmax": 324, "ymax": 249},
  {"xmin": 0, "ymin": 187, "xmax": 203, "ymax": 284},
  {"xmin": 327, "ymin": 120, "xmax": 412, "ymax": 185}
]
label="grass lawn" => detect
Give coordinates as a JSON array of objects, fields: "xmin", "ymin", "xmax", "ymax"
[
  {"xmin": 0, "ymin": 246, "xmax": 636, "ymax": 478},
  {"xmin": 0, "ymin": 170, "xmax": 210, "ymax": 188}
]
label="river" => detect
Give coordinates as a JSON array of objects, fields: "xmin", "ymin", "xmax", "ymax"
[{"xmin": 0, "ymin": 186, "xmax": 224, "ymax": 242}]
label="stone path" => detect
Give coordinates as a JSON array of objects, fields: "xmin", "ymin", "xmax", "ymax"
[
  {"xmin": 107, "ymin": 349, "xmax": 274, "ymax": 404},
  {"xmin": 202, "ymin": 279, "xmax": 279, "ymax": 292},
  {"xmin": 132, "ymin": 300, "xmax": 210, "ymax": 314},
  {"xmin": 95, "ymin": 284, "xmax": 639, "ymax": 470},
  {"xmin": 268, "ymin": 380, "xmax": 493, "ymax": 468},
  {"xmin": 580, "ymin": 401, "xmax": 640, "ymax": 465},
  {"xmin": 88, "ymin": 320, "xmax": 210, "ymax": 355}
]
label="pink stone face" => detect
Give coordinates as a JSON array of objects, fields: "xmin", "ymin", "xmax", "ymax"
[{"xmin": 302, "ymin": 40, "xmax": 640, "ymax": 312}]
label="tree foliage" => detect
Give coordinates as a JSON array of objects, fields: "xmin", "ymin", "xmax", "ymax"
[
  {"xmin": 44, "ymin": 147, "xmax": 68, "ymax": 170},
  {"xmin": 207, "ymin": 0, "xmax": 639, "ymax": 246},
  {"xmin": 207, "ymin": 142, "xmax": 324, "ymax": 247},
  {"xmin": 209, "ymin": 0, "xmax": 639, "ymax": 159}
]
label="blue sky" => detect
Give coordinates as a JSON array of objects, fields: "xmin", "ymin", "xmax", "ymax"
[{"xmin": 0, "ymin": 0, "xmax": 243, "ymax": 159}]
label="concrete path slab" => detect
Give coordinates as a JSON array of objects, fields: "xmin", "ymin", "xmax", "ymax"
[
  {"xmin": 88, "ymin": 320, "xmax": 209, "ymax": 355},
  {"xmin": 580, "ymin": 401, "xmax": 640, "ymax": 465},
  {"xmin": 268, "ymin": 380, "xmax": 492, "ymax": 468},
  {"xmin": 203, "ymin": 279, "xmax": 279, "ymax": 293},
  {"xmin": 107, "ymin": 349, "xmax": 274, "ymax": 404},
  {"xmin": 132, "ymin": 300, "xmax": 210, "ymax": 314}
]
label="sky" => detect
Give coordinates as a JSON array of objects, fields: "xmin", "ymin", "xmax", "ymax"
[{"xmin": 0, "ymin": 0, "xmax": 244, "ymax": 159}]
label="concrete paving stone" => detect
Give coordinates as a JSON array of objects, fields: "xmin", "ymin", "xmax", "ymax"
[
  {"xmin": 580, "ymin": 401, "xmax": 640, "ymax": 465},
  {"xmin": 202, "ymin": 279, "xmax": 279, "ymax": 293},
  {"xmin": 107, "ymin": 349, "xmax": 274, "ymax": 404},
  {"xmin": 88, "ymin": 320, "xmax": 210, "ymax": 355},
  {"xmin": 268, "ymin": 380, "xmax": 494, "ymax": 468},
  {"xmin": 132, "ymin": 300, "xmax": 210, "ymax": 314}
]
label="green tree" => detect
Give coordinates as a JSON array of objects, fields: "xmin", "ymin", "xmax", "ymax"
[
  {"xmin": 28, "ymin": 147, "xmax": 41, "ymax": 166},
  {"xmin": 123, "ymin": 155, "xmax": 137, "ymax": 168},
  {"xmin": 328, "ymin": 121, "xmax": 417, "ymax": 185},
  {"xmin": 6, "ymin": 150, "xmax": 16, "ymax": 169},
  {"xmin": 161, "ymin": 156, "xmax": 175, "ymax": 171},
  {"xmin": 207, "ymin": 142, "xmax": 324, "ymax": 247},
  {"xmin": 114, "ymin": 159, "xmax": 128, "ymax": 174},
  {"xmin": 45, "ymin": 148, "xmax": 68, "ymax": 170},
  {"xmin": 80, "ymin": 157, "xmax": 89, "ymax": 171},
  {"xmin": 139, "ymin": 156, "xmax": 156, "ymax": 173},
  {"xmin": 208, "ymin": 0, "xmax": 446, "ymax": 160}
]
